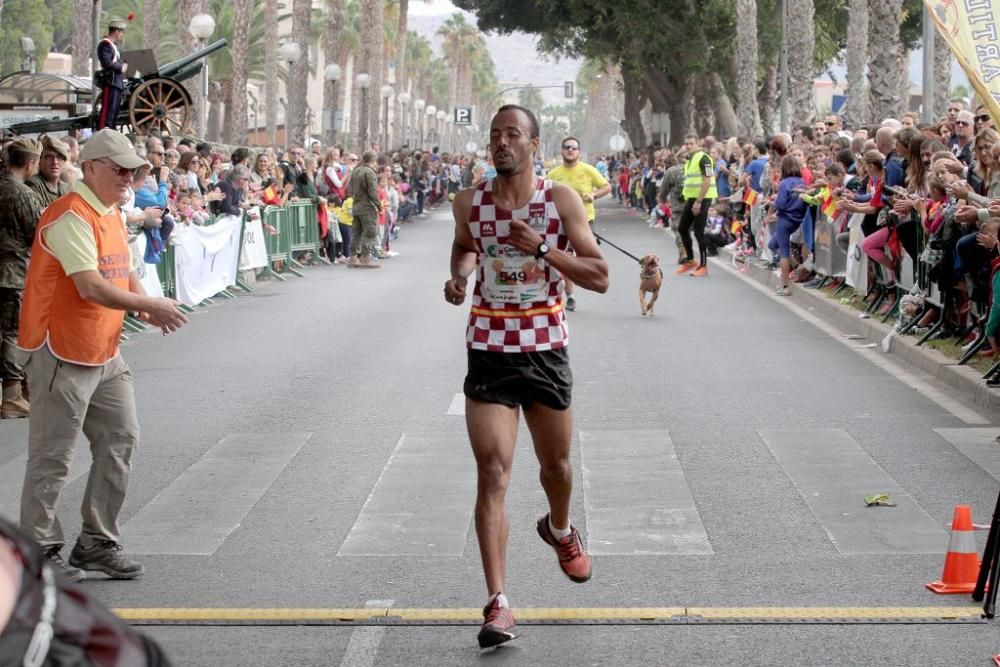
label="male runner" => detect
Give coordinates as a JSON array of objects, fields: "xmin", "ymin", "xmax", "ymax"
[
  {"xmin": 444, "ymin": 105, "xmax": 609, "ymax": 649},
  {"xmin": 546, "ymin": 136, "xmax": 610, "ymax": 311}
]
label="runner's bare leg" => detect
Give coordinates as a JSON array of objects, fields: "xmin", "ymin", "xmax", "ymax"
[
  {"xmin": 524, "ymin": 403, "xmax": 573, "ymax": 530},
  {"xmin": 466, "ymin": 399, "xmax": 520, "ymax": 595}
]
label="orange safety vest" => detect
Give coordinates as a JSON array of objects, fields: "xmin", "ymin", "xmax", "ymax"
[{"xmin": 19, "ymin": 192, "xmax": 131, "ymax": 366}]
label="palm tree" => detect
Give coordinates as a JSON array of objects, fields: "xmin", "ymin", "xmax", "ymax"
[
  {"xmin": 265, "ymin": 0, "xmax": 278, "ymax": 145},
  {"xmin": 867, "ymin": 0, "xmax": 903, "ymax": 122},
  {"xmin": 290, "ymin": 0, "xmax": 311, "ymax": 147},
  {"xmin": 228, "ymin": 0, "xmax": 253, "ymax": 144},
  {"xmin": 72, "ymin": 0, "xmax": 95, "ymax": 77},
  {"xmin": 787, "ymin": 0, "xmax": 815, "ymax": 127},
  {"xmin": 437, "ymin": 13, "xmax": 477, "ymax": 113},
  {"xmin": 844, "ymin": 0, "xmax": 867, "ymax": 127},
  {"xmin": 323, "ymin": 0, "xmax": 345, "ymax": 145},
  {"xmin": 142, "ymin": 0, "xmax": 158, "ymax": 49},
  {"xmin": 933, "ymin": 31, "xmax": 951, "ymax": 118},
  {"xmin": 736, "ymin": 0, "xmax": 762, "ymax": 137},
  {"xmin": 360, "ymin": 0, "xmax": 383, "ymax": 150}
]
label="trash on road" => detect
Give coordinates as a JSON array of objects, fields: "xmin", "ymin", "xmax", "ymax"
[{"xmin": 864, "ymin": 493, "xmax": 897, "ymax": 507}]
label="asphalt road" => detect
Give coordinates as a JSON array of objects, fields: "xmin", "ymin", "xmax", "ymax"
[{"xmin": 2, "ymin": 199, "xmax": 999, "ymax": 666}]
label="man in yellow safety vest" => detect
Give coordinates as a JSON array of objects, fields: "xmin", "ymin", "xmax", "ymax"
[{"xmin": 675, "ymin": 134, "xmax": 716, "ymax": 277}]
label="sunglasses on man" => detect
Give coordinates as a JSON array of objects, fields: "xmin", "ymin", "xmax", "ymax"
[{"xmin": 562, "ymin": 145, "xmax": 580, "ymax": 151}]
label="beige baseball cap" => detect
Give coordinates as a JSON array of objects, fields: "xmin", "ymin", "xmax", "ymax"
[{"xmin": 80, "ymin": 129, "xmax": 147, "ymax": 169}]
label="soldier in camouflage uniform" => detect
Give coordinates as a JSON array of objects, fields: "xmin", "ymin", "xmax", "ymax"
[
  {"xmin": 26, "ymin": 136, "xmax": 70, "ymax": 208},
  {"xmin": 657, "ymin": 151, "xmax": 687, "ymax": 262},
  {"xmin": 0, "ymin": 138, "xmax": 43, "ymax": 418}
]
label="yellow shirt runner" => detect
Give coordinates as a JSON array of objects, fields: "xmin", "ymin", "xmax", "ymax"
[{"xmin": 547, "ymin": 162, "xmax": 609, "ymax": 223}]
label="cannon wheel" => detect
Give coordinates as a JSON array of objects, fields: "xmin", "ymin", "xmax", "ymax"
[{"xmin": 127, "ymin": 78, "xmax": 192, "ymax": 136}]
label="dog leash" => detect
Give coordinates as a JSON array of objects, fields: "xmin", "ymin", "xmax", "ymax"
[{"xmin": 593, "ymin": 233, "xmax": 642, "ymax": 264}]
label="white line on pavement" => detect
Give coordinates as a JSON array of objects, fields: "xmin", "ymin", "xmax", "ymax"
[
  {"xmin": 447, "ymin": 393, "xmax": 465, "ymax": 415},
  {"xmin": 711, "ymin": 257, "xmax": 990, "ymax": 425},
  {"xmin": 338, "ymin": 599, "xmax": 393, "ymax": 667}
]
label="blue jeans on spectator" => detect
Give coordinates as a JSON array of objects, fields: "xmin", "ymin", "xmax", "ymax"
[
  {"xmin": 339, "ymin": 222, "xmax": 352, "ymax": 258},
  {"xmin": 398, "ymin": 201, "xmax": 416, "ymax": 222}
]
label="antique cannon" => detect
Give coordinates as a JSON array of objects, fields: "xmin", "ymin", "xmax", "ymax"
[{"xmin": 7, "ymin": 38, "xmax": 228, "ymax": 137}]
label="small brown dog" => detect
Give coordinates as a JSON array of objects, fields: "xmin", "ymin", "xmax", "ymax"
[{"xmin": 638, "ymin": 254, "xmax": 663, "ymax": 317}]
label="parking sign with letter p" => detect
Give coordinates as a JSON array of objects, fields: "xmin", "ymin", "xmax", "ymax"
[{"xmin": 454, "ymin": 107, "xmax": 472, "ymax": 125}]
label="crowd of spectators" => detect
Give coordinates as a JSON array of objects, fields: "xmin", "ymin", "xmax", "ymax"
[{"xmin": 597, "ymin": 100, "xmax": 1000, "ymax": 378}]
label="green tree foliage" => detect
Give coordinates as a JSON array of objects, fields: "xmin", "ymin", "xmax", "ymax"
[
  {"xmin": 0, "ymin": 0, "xmax": 54, "ymax": 75},
  {"xmin": 45, "ymin": 0, "xmax": 74, "ymax": 53},
  {"xmin": 517, "ymin": 84, "xmax": 544, "ymax": 113}
]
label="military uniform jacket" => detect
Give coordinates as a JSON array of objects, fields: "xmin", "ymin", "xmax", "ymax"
[
  {"xmin": 26, "ymin": 174, "xmax": 69, "ymax": 209},
  {"xmin": 97, "ymin": 37, "xmax": 125, "ymax": 89},
  {"xmin": 0, "ymin": 172, "xmax": 42, "ymax": 290}
]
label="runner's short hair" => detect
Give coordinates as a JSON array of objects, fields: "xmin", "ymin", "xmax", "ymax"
[{"xmin": 495, "ymin": 104, "xmax": 540, "ymax": 139}]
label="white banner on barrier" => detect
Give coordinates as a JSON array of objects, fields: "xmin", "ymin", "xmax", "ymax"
[
  {"xmin": 240, "ymin": 212, "xmax": 268, "ymax": 270},
  {"xmin": 845, "ymin": 213, "xmax": 868, "ymax": 291},
  {"xmin": 130, "ymin": 232, "xmax": 165, "ymax": 298},
  {"xmin": 172, "ymin": 215, "xmax": 242, "ymax": 306}
]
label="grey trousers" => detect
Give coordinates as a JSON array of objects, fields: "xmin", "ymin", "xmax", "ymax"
[{"xmin": 19, "ymin": 346, "xmax": 139, "ymax": 549}]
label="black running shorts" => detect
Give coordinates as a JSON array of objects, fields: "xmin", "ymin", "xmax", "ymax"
[{"xmin": 464, "ymin": 347, "xmax": 573, "ymax": 410}]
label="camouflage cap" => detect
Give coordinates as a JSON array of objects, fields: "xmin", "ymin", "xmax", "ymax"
[
  {"xmin": 109, "ymin": 18, "xmax": 128, "ymax": 31},
  {"xmin": 7, "ymin": 138, "xmax": 42, "ymax": 157},
  {"xmin": 41, "ymin": 135, "xmax": 70, "ymax": 160}
]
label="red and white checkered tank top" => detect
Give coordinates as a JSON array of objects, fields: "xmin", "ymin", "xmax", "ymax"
[{"xmin": 466, "ymin": 177, "xmax": 570, "ymax": 353}]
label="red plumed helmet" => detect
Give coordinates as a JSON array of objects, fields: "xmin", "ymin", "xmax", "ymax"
[{"xmin": 127, "ymin": 12, "xmax": 135, "ymax": 21}]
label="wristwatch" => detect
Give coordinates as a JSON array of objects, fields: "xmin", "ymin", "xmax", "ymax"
[{"xmin": 535, "ymin": 241, "xmax": 550, "ymax": 259}]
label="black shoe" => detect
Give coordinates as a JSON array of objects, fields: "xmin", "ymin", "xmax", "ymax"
[
  {"xmin": 43, "ymin": 545, "xmax": 87, "ymax": 583},
  {"xmin": 69, "ymin": 540, "xmax": 144, "ymax": 580},
  {"xmin": 565, "ymin": 296, "xmax": 576, "ymax": 312}
]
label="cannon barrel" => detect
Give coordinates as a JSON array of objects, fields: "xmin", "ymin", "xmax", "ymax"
[{"xmin": 156, "ymin": 38, "xmax": 228, "ymax": 80}]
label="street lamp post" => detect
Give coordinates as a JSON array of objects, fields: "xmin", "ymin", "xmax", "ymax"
[
  {"xmin": 355, "ymin": 73, "xmax": 371, "ymax": 151},
  {"xmin": 188, "ymin": 13, "xmax": 216, "ymax": 138},
  {"xmin": 380, "ymin": 84, "xmax": 393, "ymax": 152},
  {"xmin": 324, "ymin": 63, "xmax": 343, "ymax": 145},
  {"xmin": 436, "ymin": 110, "xmax": 446, "ymax": 150},
  {"xmin": 414, "ymin": 98, "xmax": 425, "ymax": 147},
  {"xmin": 445, "ymin": 115, "xmax": 454, "ymax": 153},
  {"xmin": 426, "ymin": 105, "xmax": 437, "ymax": 145},
  {"xmin": 278, "ymin": 41, "xmax": 302, "ymax": 147},
  {"xmin": 398, "ymin": 92, "xmax": 412, "ymax": 148}
]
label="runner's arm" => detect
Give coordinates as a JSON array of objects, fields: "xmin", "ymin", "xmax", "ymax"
[
  {"xmin": 508, "ymin": 183, "xmax": 608, "ymax": 294},
  {"xmin": 445, "ymin": 188, "xmax": 478, "ymax": 305}
]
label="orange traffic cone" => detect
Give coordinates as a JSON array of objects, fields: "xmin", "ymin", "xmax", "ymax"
[{"xmin": 926, "ymin": 505, "xmax": 980, "ymax": 594}]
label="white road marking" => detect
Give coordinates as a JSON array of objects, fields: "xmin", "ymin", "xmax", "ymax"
[
  {"xmin": 447, "ymin": 393, "xmax": 465, "ymax": 416},
  {"xmin": 934, "ymin": 428, "xmax": 1000, "ymax": 480},
  {"xmin": 759, "ymin": 429, "xmax": 946, "ymax": 554},
  {"xmin": 580, "ymin": 430, "xmax": 713, "ymax": 555},
  {"xmin": 123, "ymin": 433, "xmax": 311, "ymax": 554},
  {"xmin": 0, "ymin": 444, "xmax": 90, "ymax": 519},
  {"xmin": 711, "ymin": 257, "xmax": 990, "ymax": 425},
  {"xmin": 338, "ymin": 434, "xmax": 476, "ymax": 556},
  {"xmin": 339, "ymin": 599, "xmax": 393, "ymax": 667}
]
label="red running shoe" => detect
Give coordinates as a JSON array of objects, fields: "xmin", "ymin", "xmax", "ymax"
[
  {"xmin": 536, "ymin": 514, "xmax": 592, "ymax": 583},
  {"xmin": 477, "ymin": 596, "xmax": 517, "ymax": 648}
]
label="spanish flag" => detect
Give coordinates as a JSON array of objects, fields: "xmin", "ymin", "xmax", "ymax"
[
  {"xmin": 743, "ymin": 188, "xmax": 758, "ymax": 207},
  {"xmin": 819, "ymin": 188, "xmax": 838, "ymax": 218}
]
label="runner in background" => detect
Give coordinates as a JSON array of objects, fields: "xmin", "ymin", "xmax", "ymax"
[{"xmin": 546, "ymin": 137, "xmax": 611, "ymax": 311}]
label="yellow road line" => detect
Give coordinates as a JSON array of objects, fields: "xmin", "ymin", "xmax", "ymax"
[{"xmin": 112, "ymin": 606, "xmax": 985, "ymax": 623}]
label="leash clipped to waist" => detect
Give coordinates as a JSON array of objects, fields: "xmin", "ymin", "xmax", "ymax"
[{"xmin": 593, "ymin": 233, "xmax": 642, "ymax": 264}]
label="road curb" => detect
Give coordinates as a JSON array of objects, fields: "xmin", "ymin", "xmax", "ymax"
[{"xmin": 718, "ymin": 248, "xmax": 1000, "ymax": 415}]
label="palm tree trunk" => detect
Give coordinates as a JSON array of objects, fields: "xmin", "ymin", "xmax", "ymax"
[
  {"xmin": 758, "ymin": 61, "xmax": 777, "ymax": 135},
  {"xmin": 228, "ymin": 0, "xmax": 253, "ymax": 145},
  {"xmin": 396, "ymin": 0, "xmax": 409, "ymax": 92},
  {"xmin": 265, "ymin": 0, "xmax": 279, "ymax": 145},
  {"xmin": 898, "ymin": 46, "xmax": 911, "ymax": 113},
  {"xmin": 142, "ymin": 0, "xmax": 159, "ymax": 50},
  {"xmin": 178, "ymin": 0, "xmax": 207, "ymax": 136},
  {"xmin": 324, "ymin": 0, "xmax": 345, "ymax": 145},
  {"xmin": 361, "ymin": 0, "xmax": 384, "ymax": 151},
  {"xmin": 736, "ymin": 0, "xmax": 762, "ymax": 137},
  {"xmin": 844, "ymin": 0, "xmax": 868, "ymax": 127},
  {"xmin": 72, "ymin": 0, "xmax": 95, "ymax": 77},
  {"xmin": 867, "ymin": 0, "xmax": 903, "ymax": 122},
  {"xmin": 787, "ymin": 0, "xmax": 815, "ymax": 128},
  {"xmin": 291, "ymin": 0, "xmax": 312, "ymax": 147},
  {"xmin": 933, "ymin": 33, "xmax": 951, "ymax": 118}
]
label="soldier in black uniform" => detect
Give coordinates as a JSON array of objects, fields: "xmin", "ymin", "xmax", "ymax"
[{"xmin": 96, "ymin": 18, "xmax": 129, "ymax": 131}]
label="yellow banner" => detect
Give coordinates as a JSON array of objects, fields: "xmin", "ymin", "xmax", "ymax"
[{"xmin": 925, "ymin": 0, "xmax": 1000, "ymax": 121}]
